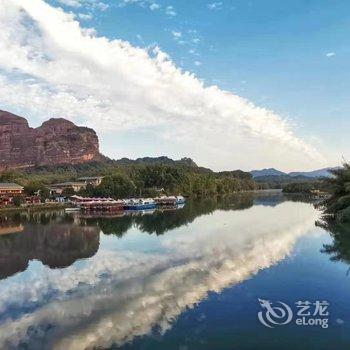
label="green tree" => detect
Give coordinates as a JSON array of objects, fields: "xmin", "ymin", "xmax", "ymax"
[
  {"xmin": 12, "ymin": 196, "xmax": 23, "ymax": 207},
  {"xmin": 62, "ymin": 187, "xmax": 76, "ymax": 197},
  {"xmin": 24, "ymin": 182, "xmax": 51, "ymax": 202},
  {"xmin": 320, "ymin": 164, "xmax": 350, "ymax": 223},
  {"xmin": 0, "ymin": 170, "xmax": 23, "ymax": 183},
  {"xmin": 39, "ymin": 187, "xmax": 50, "ymax": 202},
  {"xmin": 94, "ymin": 174, "xmax": 136, "ymax": 198}
]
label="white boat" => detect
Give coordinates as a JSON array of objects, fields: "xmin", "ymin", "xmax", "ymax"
[
  {"xmin": 65, "ymin": 207, "xmax": 80, "ymax": 212},
  {"xmin": 70, "ymin": 195, "xmax": 124, "ymax": 212},
  {"xmin": 155, "ymin": 195, "xmax": 186, "ymax": 206},
  {"xmin": 124, "ymin": 198, "xmax": 156, "ymax": 210},
  {"xmin": 175, "ymin": 195, "xmax": 186, "ymax": 205}
]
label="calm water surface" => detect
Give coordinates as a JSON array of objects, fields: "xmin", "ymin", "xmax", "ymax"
[{"xmin": 0, "ymin": 192, "xmax": 350, "ymax": 350}]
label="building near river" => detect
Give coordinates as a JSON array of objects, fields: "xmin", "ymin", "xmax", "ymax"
[
  {"xmin": 0, "ymin": 183, "xmax": 24, "ymax": 196},
  {"xmin": 0, "ymin": 183, "xmax": 24, "ymax": 207},
  {"xmin": 49, "ymin": 182, "xmax": 87, "ymax": 195},
  {"xmin": 25, "ymin": 196, "xmax": 41, "ymax": 205},
  {"xmin": 78, "ymin": 176, "xmax": 104, "ymax": 187}
]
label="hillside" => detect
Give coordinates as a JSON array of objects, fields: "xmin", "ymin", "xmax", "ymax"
[{"xmin": 115, "ymin": 156, "xmax": 198, "ymax": 168}]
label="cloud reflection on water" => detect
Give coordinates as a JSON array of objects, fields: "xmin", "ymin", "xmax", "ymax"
[{"xmin": 0, "ymin": 201, "xmax": 318, "ymax": 349}]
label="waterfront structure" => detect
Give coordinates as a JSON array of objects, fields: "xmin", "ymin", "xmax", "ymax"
[
  {"xmin": 123, "ymin": 198, "xmax": 156, "ymax": 210},
  {"xmin": 0, "ymin": 183, "xmax": 24, "ymax": 196},
  {"xmin": 0, "ymin": 197, "xmax": 12, "ymax": 206},
  {"xmin": 70, "ymin": 195, "xmax": 124, "ymax": 212},
  {"xmin": 51, "ymin": 196, "xmax": 69, "ymax": 203},
  {"xmin": 155, "ymin": 195, "xmax": 186, "ymax": 206},
  {"xmin": 25, "ymin": 196, "xmax": 41, "ymax": 205},
  {"xmin": 49, "ymin": 182, "xmax": 86, "ymax": 195},
  {"xmin": 78, "ymin": 176, "xmax": 104, "ymax": 187}
]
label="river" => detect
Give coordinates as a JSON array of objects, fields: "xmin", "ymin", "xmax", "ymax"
[{"xmin": 0, "ymin": 191, "xmax": 349, "ymax": 350}]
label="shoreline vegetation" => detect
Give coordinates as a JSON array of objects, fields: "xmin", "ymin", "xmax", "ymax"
[
  {"xmin": 0, "ymin": 158, "xmax": 342, "ymax": 215},
  {"xmin": 282, "ymin": 181, "xmax": 330, "ymax": 196},
  {"xmin": 0, "ymin": 159, "xmax": 260, "ymax": 201},
  {"xmin": 318, "ymin": 163, "xmax": 350, "ymax": 224},
  {"xmin": 315, "ymin": 164, "xmax": 350, "ymax": 263}
]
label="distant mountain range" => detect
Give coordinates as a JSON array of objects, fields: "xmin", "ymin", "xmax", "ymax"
[
  {"xmin": 251, "ymin": 167, "xmax": 339, "ymax": 179},
  {"xmin": 250, "ymin": 168, "xmax": 286, "ymax": 178},
  {"xmin": 288, "ymin": 168, "xmax": 339, "ymax": 178}
]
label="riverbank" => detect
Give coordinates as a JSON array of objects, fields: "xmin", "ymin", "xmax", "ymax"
[{"xmin": 0, "ymin": 203, "xmax": 68, "ymax": 216}]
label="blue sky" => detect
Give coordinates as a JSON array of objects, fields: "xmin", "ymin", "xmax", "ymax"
[
  {"xmin": 83, "ymin": 0, "xmax": 349, "ymax": 144},
  {"xmin": 0, "ymin": 0, "xmax": 348, "ymax": 170}
]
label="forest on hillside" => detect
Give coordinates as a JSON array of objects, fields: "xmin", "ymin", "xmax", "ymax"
[{"xmin": 0, "ymin": 160, "xmax": 258, "ymax": 198}]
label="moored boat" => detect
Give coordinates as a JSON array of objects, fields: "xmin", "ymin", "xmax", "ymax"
[
  {"xmin": 65, "ymin": 207, "xmax": 80, "ymax": 212},
  {"xmin": 155, "ymin": 195, "xmax": 186, "ymax": 206},
  {"xmin": 174, "ymin": 195, "xmax": 186, "ymax": 205},
  {"xmin": 70, "ymin": 195, "xmax": 124, "ymax": 212},
  {"xmin": 123, "ymin": 198, "xmax": 156, "ymax": 210}
]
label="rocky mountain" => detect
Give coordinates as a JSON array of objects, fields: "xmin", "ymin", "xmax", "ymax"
[{"xmin": 0, "ymin": 110, "xmax": 102, "ymax": 170}]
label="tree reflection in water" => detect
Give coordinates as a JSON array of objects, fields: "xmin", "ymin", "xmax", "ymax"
[
  {"xmin": 0, "ymin": 192, "xmax": 282, "ymax": 281},
  {"xmin": 318, "ymin": 218, "xmax": 350, "ymax": 269},
  {"xmin": 83, "ymin": 194, "xmax": 255, "ymax": 237},
  {"xmin": 0, "ymin": 192, "xmax": 320, "ymax": 350}
]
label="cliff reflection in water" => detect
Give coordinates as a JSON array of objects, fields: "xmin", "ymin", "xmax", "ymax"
[
  {"xmin": 0, "ymin": 194, "xmax": 255, "ymax": 280},
  {"xmin": 0, "ymin": 212, "xmax": 100, "ymax": 280},
  {"xmin": 0, "ymin": 193, "xmax": 319, "ymax": 350},
  {"xmin": 0, "ymin": 195, "xmax": 255, "ymax": 280}
]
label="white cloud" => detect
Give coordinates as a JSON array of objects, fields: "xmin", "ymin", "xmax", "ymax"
[
  {"xmin": 0, "ymin": 202, "xmax": 318, "ymax": 349},
  {"xmin": 207, "ymin": 2, "xmax": 223, "ymax": 10},
  {"xmin": 57, "ymin": 0, "xmax": 82, "ymax": 7},
  {"xmin": 57, "ymin": 0, "xmax": 108, "ymax": 11},
  {"xmin": 136, "ymin": 33, "xmax": 143, "ymax": 42},
  {"xmin": 194, "ymin": 60, "xmax": 202, "ymax": 66},
  {"xmin": 78, "ymin": 12, "xmax": 93, "ymax": 20},
  {"xmin": 171, "ymin": 30, "xmax": 182, "ymax": 39},
  {"xmin": 149, "ymin": 2, "xmax": 160, "ymax": 10},
  {"xmin": 165, "ymin": 5, "xmax": 177, "ymax": 16},
  {"xmin": 116, "ymin": 1, "xmax": 175, "ymax": 17},
  {"xmin": 326, "ymin": 52, "xmax": 335, "ymax": 57},
  {"xmin": 0, "ymin": 0, "xmax": 326, "ymax": 171},
  {"xmin": 95, "ymin": 1, "xmax": 109, "ymax": 11}
]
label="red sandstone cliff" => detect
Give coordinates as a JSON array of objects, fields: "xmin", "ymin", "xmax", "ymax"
[{"xmin": 0, "ymin": 110, "xmax": 102, "ymax": 170}]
